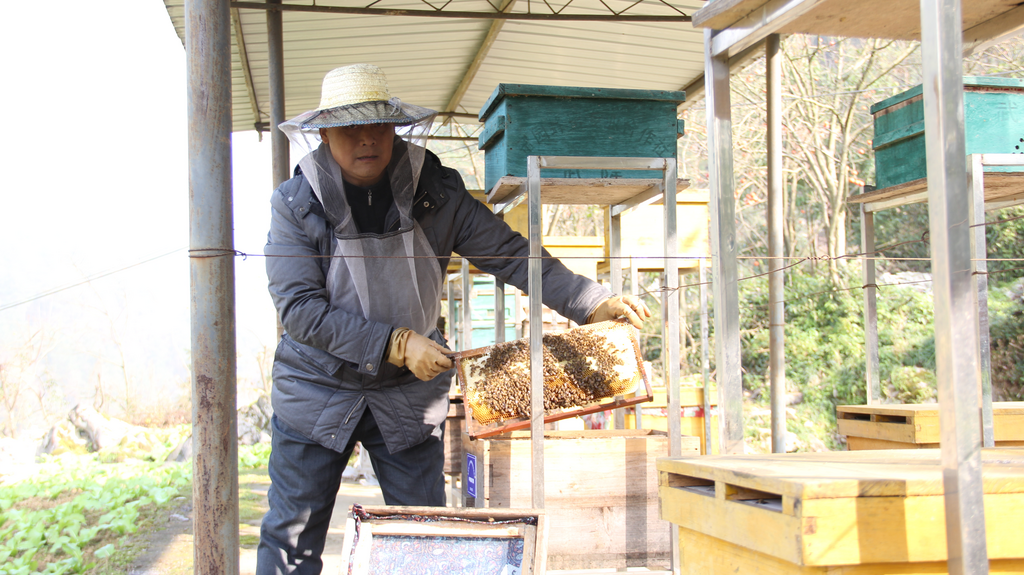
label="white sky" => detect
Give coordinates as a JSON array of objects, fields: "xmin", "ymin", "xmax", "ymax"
[{"xmin": 0, "ymin": 1, "xmax": 278, "ymax": 428}]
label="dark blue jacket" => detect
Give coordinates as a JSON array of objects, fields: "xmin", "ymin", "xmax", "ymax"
[{"xmin": 265, "ymin": 152, "xmax": 611, "ymax": 453}]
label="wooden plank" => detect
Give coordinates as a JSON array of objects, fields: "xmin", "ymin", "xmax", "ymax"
[
  {"xmin": 367, "ymin": 520, "xmax": 524, "ymax": 538},
  {"xmin": 487, "ymin": 176, "xmax": 691, "ymax": 206},
  {"xmin": 800, "ymin": 493, "xmax": 1024, "ymax": 565},
  {"xmin": 676, "ymin": 527, "xmax": 1024, "ymax": 574},
  {"xmin": 656, "ymin": 448, "xmax": 1024, "ymax": 500},
  {"xmin": 692, "ymin": 0, "xmax": 1021, "ymax": 42},
  {"xmin": 847, "ymin": 171, "xmax": 1024, "ymax": 206},
  {"xmin": 846, "ymin": 437, "xmax": 929, "ymax": 451},
  {"xmin": 836, "ymin": 419, "xmax": 920, "ymax": 444},
  {"xmin": 359, "ymin": 505, "xmax": 544, "ymax": 522}
]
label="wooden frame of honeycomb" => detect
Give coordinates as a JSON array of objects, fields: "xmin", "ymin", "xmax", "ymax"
[{"xmin": 454, "ymin": 319, "xmax": 653, "ymax": 439}]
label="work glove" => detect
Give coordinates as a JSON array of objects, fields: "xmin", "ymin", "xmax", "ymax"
[
  {"xmin": 387, "ymin": 327, "xmax": 454, "ymax": 381},
  {"xmin": 586, "ymin": 295, "xmax": 651, "ymax": 328}
]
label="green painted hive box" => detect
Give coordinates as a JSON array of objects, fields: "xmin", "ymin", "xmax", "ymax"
[
  {"xmin": 478, "ymin": 84, "xmax": 686, "ymax": 194},
  {"xmin": 872, "ymin": 76, "xmax": 1024, "ymax": 190}
]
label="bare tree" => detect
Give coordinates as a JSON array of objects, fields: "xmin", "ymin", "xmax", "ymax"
[
  {"xmin": 780, "ymin": 37, "xmax": 918, "ymax": 284},
  {"xmin": 0, "ymin": 328, "xmax": 57, "ymax": 437}
]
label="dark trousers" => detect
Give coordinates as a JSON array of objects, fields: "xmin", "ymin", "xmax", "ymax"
[{"xmin": 256, "ymin": 411, "xmax": 445, "ymax": 575}]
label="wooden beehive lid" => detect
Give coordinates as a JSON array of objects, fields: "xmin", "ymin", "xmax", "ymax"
[
  {"xmin": 479, "ymin": 84, "xmax": 686, "ymax": 122},
  {"xmin": 838, "ymin": 402, "xmax": 1024, "ymax": 417},
  {"xmin": 869, "ymin": 76, "xmax": 1024, "ymax": 115},
  {"xmin": 691, "ymin": 0, "xmax": 1022, "ymax": 42},
  {"xmin": 657, "ymin": 448, "xmax": 1024, "ymax": 500}
]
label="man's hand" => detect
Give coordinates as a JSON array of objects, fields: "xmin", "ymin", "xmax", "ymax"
[
  {"xmin": 586, "ymin": 295, "xmax": 651, "ymax": 328},
  {"xmin": 387, "ymin": 328, "xmax": 454, "ymax": 381}
]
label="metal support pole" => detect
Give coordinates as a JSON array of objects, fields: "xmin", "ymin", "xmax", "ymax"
[
  {"xmin": 527, "ymin": 156, "xmax": 545, "ymax": 509},
  {"xmin": 447, "ymin": 274, "xmax": 456, "ymax": 344},
  {"xmin": 493, "ymin": 205, "xmax": 507, "ymax": 345},
  {"xmin": 514, "ymin": 289, "xmax": 523, "ymax": 339},
  {"xmin": 766, "ymin": 33, "xmax": 786, "ymax": 454},
  {"xmin": 664, "ymin": 161, "xmax": 682, "ymax": 575},
  {"xmin": 968, "ymin": 155, "xmax": 995, "ymax": 447},
  {"xmin": 267, "ymin": 0, "xmax": 288, "ymax": 344},
  {"xmin": 494, "ymin": 280, "xmax": 506, "ymax": 344},
  {"xmin": 705, "ymin": 28, "xmax": 744, "ymax": 454},
  {"xmin": 700, "ymin": 259, "xmax": 712, "ymax": 455},
  {"xmin": 461, "ymin": 259, "xmax": 472, "ymax": 351},
  {"xmin": 266, "ymin": 0, "xmax": 288, "ymax": 188},
  {"xmin": 631, "ymin": 260, "xmax": 643, "ymax": 430},
  {"xmin": 920, "ymin": 0, "xmax": 988, "ymax": 572},
  {"xmin": 610, "ymin": 211, "xmax": 626, "ymax": 429},
  {"xmin": 862, "ymin": 204, "xmax": 881, "ymax": 405},
  {"xmin": 664, "ymin": 160, "xmax": 681, "ymax": 459},
  {"xmin": 185, "ymin": 0, "xmax": 239, "ymax": 573}
]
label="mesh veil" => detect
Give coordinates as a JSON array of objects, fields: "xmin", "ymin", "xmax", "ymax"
[{"xmin": 278, "ymin": 100, "xmax": 443, "ymax": 335}]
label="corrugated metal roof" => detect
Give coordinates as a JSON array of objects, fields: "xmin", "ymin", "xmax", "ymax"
[{"xmin": 162, "ymin": 0, "xmax": 707, "ymax": 132}]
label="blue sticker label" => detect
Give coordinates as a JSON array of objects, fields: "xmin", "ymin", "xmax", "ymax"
[{"xmin": 466, "ymin": 453, "xmax": 477, "ymax": 498}]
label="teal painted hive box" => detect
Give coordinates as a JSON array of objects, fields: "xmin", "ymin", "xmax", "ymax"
[
  {"xmin": 478, "ymin": 84, "xmax": 685, "ymax": 193},
  {"xmin": 872, "ymin": 76, "xmax": 1024, "ymax": 190}
]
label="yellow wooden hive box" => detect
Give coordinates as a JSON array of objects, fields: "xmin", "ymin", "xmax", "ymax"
[
  {"xmin": 837, "ymin": 402, "xmax": 1024, "ymax": 450},
  {"xmin": 658, "ymin": 448, "xmax": 1024, "ymax": 574}
]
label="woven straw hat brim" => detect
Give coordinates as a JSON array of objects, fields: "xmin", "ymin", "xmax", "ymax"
[{"xmin": 287, "ymin": 99, "xmax": 436, "ymax": 130}]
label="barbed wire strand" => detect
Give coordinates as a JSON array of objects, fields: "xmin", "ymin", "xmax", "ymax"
[{"xmin": 5, "ymin": 202, "xmax": 1020, "ymax": 312}]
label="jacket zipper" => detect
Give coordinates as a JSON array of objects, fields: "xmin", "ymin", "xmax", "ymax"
[{"xmin": 343, "ymin": 396, "xmax": 365, "ymax": 425}]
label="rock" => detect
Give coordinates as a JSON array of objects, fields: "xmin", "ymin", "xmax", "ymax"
[
  {"xmin": 238, "ymin": 395, "xmax": 273, "ymax": 446},
  {"xmin": 166, "ymin": 434, "xmax": 193, "ymax": 463},
  {"xmin": 67, "ymin": 405, "xmax": 135, "ymax": 452},
  {"xmin": 39, "ymin": 421, "xmax": 90, "ymax": 456}
]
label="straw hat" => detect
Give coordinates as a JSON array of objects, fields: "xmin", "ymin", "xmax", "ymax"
[{"xmin": 286, "ymin": 64, "xmax": 436, "ymax": 130}]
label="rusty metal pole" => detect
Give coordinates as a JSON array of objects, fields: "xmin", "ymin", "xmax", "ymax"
[
  {"xmin": 267, "ymin": 0, "xmax": 288, "ymax": 185},
  {"xmin": 267, "ymin": 0, "xmax": 289, "ymax": 343},
  {"xmin": 186, "ymin": 0, "xmax": 239, "ymax": 573}
]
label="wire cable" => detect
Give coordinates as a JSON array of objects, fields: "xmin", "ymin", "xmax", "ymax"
[{"xmin": 0, "ymin": 247, "xmax": 187, "ymax": 313}]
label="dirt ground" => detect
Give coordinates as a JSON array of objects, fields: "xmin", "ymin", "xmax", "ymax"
[{"xmin": 126, "ymin": 473, "xmax": 387, "ymax": 575}]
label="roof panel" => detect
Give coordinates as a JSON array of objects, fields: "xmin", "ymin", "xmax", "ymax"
[{"xmin": 163, "ymin": 0, "xmax": 707, "ymax": 131}]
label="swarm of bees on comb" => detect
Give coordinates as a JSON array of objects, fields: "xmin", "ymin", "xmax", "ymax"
[{"xmin": 460, "ymin": 321, "xmax": 641, "ymax": 425}]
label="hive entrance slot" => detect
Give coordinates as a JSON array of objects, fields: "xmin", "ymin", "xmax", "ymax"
[
  {"xmin": 725, "ymin": 484, "xmax": 783, "ymax": 513},
  {"xmin": 839, "ymin": 412, "xmax": 870, "ymax": 421},
  {"xmin": 872, "ymin": 414, "xmax": 908, "ymax": 424}
]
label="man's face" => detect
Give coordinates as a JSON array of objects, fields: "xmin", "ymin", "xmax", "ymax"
[{"xmin": 319, "ymin": 123, "xmax": 395, "ymax": 187}]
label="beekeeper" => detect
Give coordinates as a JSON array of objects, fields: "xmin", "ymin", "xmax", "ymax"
[{"xmin": 259, "ymin": 63, "xmax": 651, "ymax": 574}]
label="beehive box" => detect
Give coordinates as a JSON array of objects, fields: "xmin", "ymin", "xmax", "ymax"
[
  {"xmin": 464, "ymin": 429, "xmax": 699, "ymax": 570},
  {"xmin": 624, "ymin": 386, "xmax": 719, "ymax": 454},
  {"xmin": 837, "ymin": 402, "xmax": 1024, "ymax": 450},
  {"xmin": 872, "ymin": 76, "xmax": 1024, "ymax": 190},
  {"xmin": 478, "ymin": 84, "xmax": 686, "ymax": 194},
  {"xmin": 658, "ymin": 448, "xmax": 1024, "ymax": 573}
]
